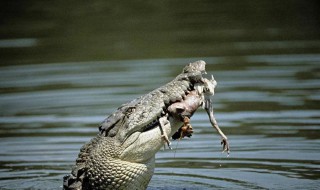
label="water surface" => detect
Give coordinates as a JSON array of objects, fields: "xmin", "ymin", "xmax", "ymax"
[{"xmin": 0, "ymin": 56, "xmax": 319, "ymax": 189}]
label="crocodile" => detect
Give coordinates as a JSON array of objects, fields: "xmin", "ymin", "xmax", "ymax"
[{"xmin": 63, "ymin": 60, "xmax": 229, "ymax": 190}]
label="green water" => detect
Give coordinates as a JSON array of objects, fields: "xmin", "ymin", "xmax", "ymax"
[{"xmin": 0, "ymin": 1, "xmax": 319, "ymax": 189}]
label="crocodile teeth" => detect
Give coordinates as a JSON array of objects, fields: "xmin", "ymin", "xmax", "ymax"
[{"xmin": 143, "ymin": 119, "xmax": 159, "ymax": 132}]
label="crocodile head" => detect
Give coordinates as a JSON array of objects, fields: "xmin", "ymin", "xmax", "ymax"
[
  {"xmin": 99, "ymin": 60, "xmax": 208, "ymax": 141},
  {"xmin": 105, "ymin": 60, "xmax": 210, "ymax": 163}
]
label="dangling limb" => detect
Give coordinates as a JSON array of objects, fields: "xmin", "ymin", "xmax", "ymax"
[
  {"xmin": 171, "ymin": 117, "xmax": 194, "ymax": 140},
  {"xmin": 205, "ymin": 98, "xmax": 230, "ymax": 155},
  {"xmin": 179, "ymin": 117, "xmax": 193, "ymax": 139},
  {"xmin": 159, "ymin": 115, "xmax": 172, "ymax": 149}
]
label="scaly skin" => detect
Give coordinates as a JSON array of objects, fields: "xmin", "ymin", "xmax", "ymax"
[
  {"xmin": 63, "ymin": 60, "xmax": 227, "ymax": 190},
  {"xmin": 98, "ymin": 61, "xmax": 205, "ymax": 142}
]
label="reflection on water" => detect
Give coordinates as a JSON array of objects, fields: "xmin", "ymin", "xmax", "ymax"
[
  {"xmin": 0, "ymin": 56, "xmax": 319, "ymax": 189},
  {"xmin": 0, "ymin": 38, "xmax": 38, "ymax": 48}
]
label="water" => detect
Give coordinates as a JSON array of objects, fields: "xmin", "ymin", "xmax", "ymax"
[
  {"xmin": 0, "ymin": 57, "xmax": 319, "ymax": 189},
  {"xmin": 1, "ymin": 1, "xmax": 320, "ymax": 189}
]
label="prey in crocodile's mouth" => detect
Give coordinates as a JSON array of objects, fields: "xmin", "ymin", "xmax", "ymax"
[
  {"xmin": 139, "ymin": 75, "xmax": 230, "ymax": 155},
  {"xmin": 139, "ymin": 90, "xmax": 198, "ymax": 144}
]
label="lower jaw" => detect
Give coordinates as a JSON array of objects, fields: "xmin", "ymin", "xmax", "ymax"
[{"xmin": 120, "ymin": 118, "xmax": 183, "ymax": 162}]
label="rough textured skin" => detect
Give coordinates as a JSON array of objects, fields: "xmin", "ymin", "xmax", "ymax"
[
  {"xmin": 63, "ymin": 60, "xmax": 215, "ymax": 190},
  {"xmin": 70, "ymin": 135, "xmax": 155, "ymax": 189},
  {"xmin": 98, "ymin": 61, "xmax": 205, "ymax": 142}
]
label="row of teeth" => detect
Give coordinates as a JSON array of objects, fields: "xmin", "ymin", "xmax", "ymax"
[
  {"xmin": 142, "ymin": 86, "xmax": 194, "ymax": 132},
  {"xmin": 142, "ymin": 119, "xmax": 159, "ymax": 132}
]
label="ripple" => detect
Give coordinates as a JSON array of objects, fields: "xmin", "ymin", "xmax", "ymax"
[{"xmin": 0, "ymin": 56, "xmax": 319, "ymax": 189}]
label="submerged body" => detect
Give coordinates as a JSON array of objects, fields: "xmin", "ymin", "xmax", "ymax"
[{"xmin": 63, "ymin": 61, "xmax": 228, "ymax": 190}]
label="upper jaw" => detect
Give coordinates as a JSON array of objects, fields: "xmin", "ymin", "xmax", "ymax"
[{"xmin": 120, "ymin": 73, "xmax": 217, "ymax": 145}]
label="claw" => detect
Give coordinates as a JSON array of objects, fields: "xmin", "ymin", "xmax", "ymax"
[
  {"xmin": 179, "ymin": 117, "xmax": 193, "ymax": 139},
  {"xmin": 221, "ymin": 138, "xmax": 230, "ymax": 155},
  {"xmin": 161, "ymin": 134, "xmax": 172, "ymax": 149}
]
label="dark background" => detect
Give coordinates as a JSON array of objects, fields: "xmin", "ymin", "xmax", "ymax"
[{"xmin": 1, "ymin": 0, "xmax": 319, "ymax": 65}]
